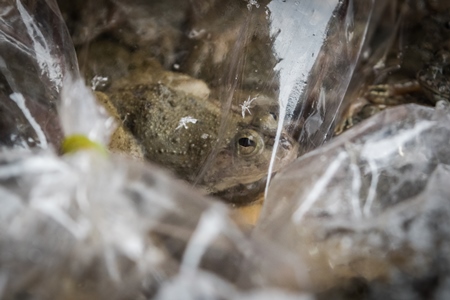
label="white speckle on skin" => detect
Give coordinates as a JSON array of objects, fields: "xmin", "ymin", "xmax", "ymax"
[
  {"xmin": 246, "ymin": 0, "xmax": 260, "ymax": 11},
  {"xmin": 176, "ymin": 116, "xmax": 198, "ymax": 130},
  {"xmin": 188, "ymin": 29, "xmax": 206, "ymax": 39},
  {"xmin": 240, "ymin": 95, "xmax": 258, "ymax": 118},
  {"xmin": 91, "ymin": 75, "xmax": 108, "ymax": 90},
  {"xmin": 201, "ymin": 133, "xmax": 209, "ymax": 139}
]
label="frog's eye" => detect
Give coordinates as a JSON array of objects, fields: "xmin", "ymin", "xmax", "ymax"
[
  {"xmin": 235, "ymin": 129, "xmax": 264, "ymax": 157},
  {"xmin": 445, "ymin": 21, "xmax": 450, "ymax": 30}
]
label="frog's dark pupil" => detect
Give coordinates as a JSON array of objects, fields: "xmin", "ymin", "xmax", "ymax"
[
  {"xmin": 239, "ymin": 137, "xmax": 255, "ymax": 147},
  {"xmin": 445, "ymin": 21, "xmax": 450, "ymax": 30}
]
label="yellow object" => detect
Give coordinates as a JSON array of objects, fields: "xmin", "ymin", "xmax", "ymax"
[
  {"xmin": 234, "ymin": 196, "xmax": 264, "ymax": 225},
  {"xmin": 61, "ymin": 134, "xmax": 107, "ymax": 155}
]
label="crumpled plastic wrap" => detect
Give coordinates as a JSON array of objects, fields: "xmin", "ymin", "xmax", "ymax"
[
  {"xmin": 0, "ymin": 146, "xmax": 314, "ymax": 299},
  {"xmin": 258, "ymin": 101, "xmax": 450, "ymax": 293},
  {"xmin": 0, "ymin": 0, "xmax": 77, "ymax": 149},
  {"xmin": 335, "ymin": 1, "xmax": 450, "ymax": 134},
  {"xmin": 269, "ymin": 0, "xmax": 386, "ymax": 153},
  {"xmin": 4, "ymin": 0, "xmax": 450, "ymax": 299},
  {"xmin": 0, "ymin": 10, "xmax": 312, "ymax": 298},
  {"xmin": 0, "ymin": 0, "xmax": 317, "ymax": 298},
  {"xmin": 60, "ymin": 0, "xmax": 381, "ymax": 200}
]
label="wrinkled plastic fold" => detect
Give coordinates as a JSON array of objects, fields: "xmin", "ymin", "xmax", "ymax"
[
  {"xmin": 0, "ymin": 0, "xmax": 77, "ymax": 148},
  {"xmin": 0, "ymin": 148, "xmax": 312, "ymax": 299},
  {"xmin": 61, "ymin": 0, "xmax": 380, "ymax": 200},
  {"xmin": 269, "ymin": 0, "xmax": 383, "ymax": 151},
  {"xmin": 4, "ymin": 0, "xmax": 447, "ymax": 299},
  {"xmin": 259, "ymin": 101, "xmax": 450, "ymax": 289}
]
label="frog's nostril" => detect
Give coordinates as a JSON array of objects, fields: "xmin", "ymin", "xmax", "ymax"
[
  {"xmin": 269, "ymin": 111, "xmax": 278, "ymax": 121},
  {"xmin": 279, "ymin": 137, "xmax": 292, "ymax": 150}
]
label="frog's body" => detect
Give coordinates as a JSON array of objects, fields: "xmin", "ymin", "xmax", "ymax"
[
  {"xmin": 108, "ymin": 83, "xmax": 296, "ymax": 196},
  {"xmin": 87, "ymin": 41, "xmax": 298, "ymax": 202},
  {"xmin": 337, "ymin": 7, "xmax": 450, "ymax": 133}
]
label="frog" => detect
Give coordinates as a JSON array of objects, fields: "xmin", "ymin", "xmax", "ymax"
[
  {"xmin": 336, "ymin": 6, "xmax": 450, "ymax": 134},
  {"xmin": 84, "ymin": 40, "xmax": 298, "ymax": 204}
]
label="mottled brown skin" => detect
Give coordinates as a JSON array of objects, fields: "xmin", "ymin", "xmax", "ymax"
[
  {"xmin": 85, "ymin": 41, "xmax": 298, "ymax": 202},
  {"xmin": 106, "ymin": 83, "xmax": 297, "ymax": 199}
]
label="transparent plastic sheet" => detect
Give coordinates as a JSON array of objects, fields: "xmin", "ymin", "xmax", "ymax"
[
  {"xmin": 0, "ymin": 147, "xmax": 314, "ymax": 299},
  {"xmin": 0, "ymin": 1, "xmax": 319, "ymax": 298},
  {"xmin": 190, "ymin": 0, "xmax": 383, "ymax": 196},
  {"xmin": 60, "ymin": 0, "xmax": 382, "ymax": 204},
  {"xmin": 336, "ymin": 1, "xmax": 450, "ymax": 134},
  {"xmin": 0, "ymin": 0, "xmax": 78, "ymax": 149},
  {"xmin": 5, "ymin": 0, "xmax": 446, "ymax": 299},
  {"xmin": 257, "ymin": 101, "xmax": 450, "ymax": 293},
  {"xmin": 268, "ymin": 0, "xmax": 381, "ymax": 153},
  {"xmin": 333, "ymin": 1, "xmax": 400, "ymax": 135},
  {"xmin": 262, "ymin": 0, "xmax": 388, "ymax": 200}
]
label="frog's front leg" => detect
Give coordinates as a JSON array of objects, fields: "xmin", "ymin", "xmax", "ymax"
[
  {"xmin": 335, "ymin": 81, "xmax": 421, "ymax": 136},
  {"xmin": 335, "ymin": 94, "xmax": 392, "ymax": 135},
  {"xmin": 365, "ymin": 80, "xmax": 422, "ymax": 105},
  {"xmin": 335, "ymin": 97, "xmax": 369, "ymax": 135}
]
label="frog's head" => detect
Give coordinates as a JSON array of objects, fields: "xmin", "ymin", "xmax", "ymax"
[{"xmin": 197, "ymin": 103, "xmax": 299, "ymax": 204}]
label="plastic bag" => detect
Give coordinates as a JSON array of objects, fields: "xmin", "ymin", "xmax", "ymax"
[
  {"xmin": 4, "ymin": 0, "xmax": 442, "ymax": 298},
  {"xmin": 268, "ymin": 0, "xmax": 385, "ymax": 152},
  {"xmin": 0, "ymin": 0, "xmax": 78, "ymax": 149},
  {"xmin": 59, "ymin": 0, "xmax": 381, "ymax": 203},
  {"xmin": 258, "ymin": 101, "xmax": 450, "ymax": 291},
  {"xmin": 336, "ymin": 1, "xmax": 450, "ymax": 134},
  {"xmin": 0, "ymin": 12, "xmax": 312, "ymax": 299},
  {"xmin": 0, "ymin": 145, "xmax": 315, "ymax": 299},
  {"xmin": 0, "ymin": 1, "xmax": 317, "ymax": 298}
]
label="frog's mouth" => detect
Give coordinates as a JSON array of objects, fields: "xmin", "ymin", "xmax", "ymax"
[
  {"xmin": 211, "ymin": 139, "xmax": 297, "ymax": 206},
  {"xmin": 211, "ymin": 176, "xmax": 267, "ymax": 206}
]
